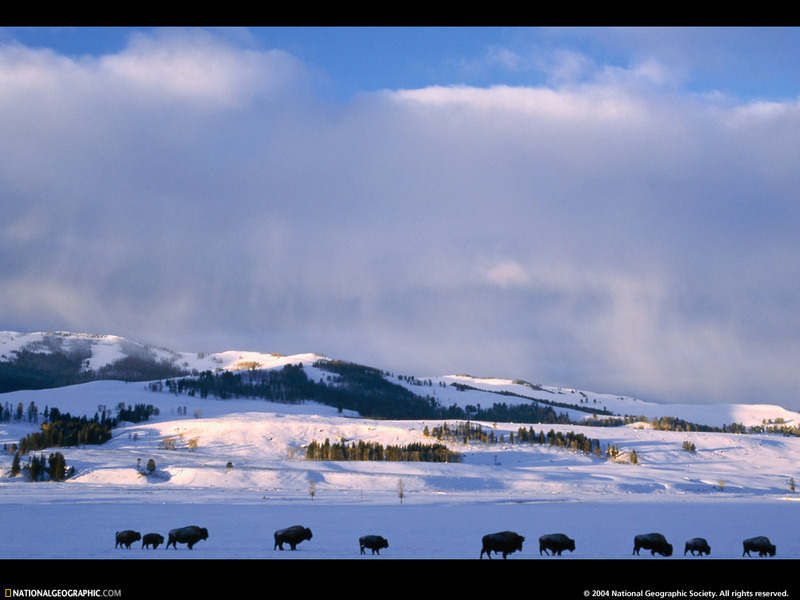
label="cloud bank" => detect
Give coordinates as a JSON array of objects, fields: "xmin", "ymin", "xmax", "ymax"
[{"xmin": 2, "ymin": 28, "xmax": 800, "ymax": 406}]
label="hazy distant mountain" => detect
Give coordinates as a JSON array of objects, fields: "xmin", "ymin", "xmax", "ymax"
[
  {"xmin": 0, "ymin": 331, "xmax": 192, "ymax": 392},
  {"xmin": 1, "ymin": 330, "xmax": 798, "ymax": 430}
]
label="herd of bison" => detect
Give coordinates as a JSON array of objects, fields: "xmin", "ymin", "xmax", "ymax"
[{"xmin": 114, "ymin": 525, "xmax": 778, "ymax": 559}]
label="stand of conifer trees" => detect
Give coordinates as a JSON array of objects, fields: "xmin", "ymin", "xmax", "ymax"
[{"xmin": 304, "ymin": 438, "xmax": 461, "ymax": 463}]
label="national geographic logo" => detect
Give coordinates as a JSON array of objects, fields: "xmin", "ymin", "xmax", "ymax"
[{"xmin": 5, "ymin": 590, "xmax": 122, "ymax": 598}]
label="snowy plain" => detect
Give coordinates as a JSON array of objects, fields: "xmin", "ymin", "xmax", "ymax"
[{"xmin": 1, "ymin": 336, "xmax": 798, "ymax": 596}]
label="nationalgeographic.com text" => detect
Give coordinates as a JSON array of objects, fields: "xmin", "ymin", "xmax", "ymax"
[{"xmin": 5, "ymin": 590, "xmax": 122, "ymax": 598}]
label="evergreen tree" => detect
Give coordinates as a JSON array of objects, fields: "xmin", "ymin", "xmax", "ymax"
[
  {"xmin": 48, "ymin": 452, "xmax": 66, "ymax": 481},
  {"xmin": 10, "ymin": 452, "xmax": 20, "ymax": 476}
]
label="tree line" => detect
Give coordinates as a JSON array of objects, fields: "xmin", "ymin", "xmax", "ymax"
[
  {"xmin": 0, "ymin": 347, "xmax": 189, "ymax": 394},
  {"xmin": 9, "ymin": 451, "xmax": 72, "ymax": 481},
  {"xmin": 151, "ymin": 361, "xmax": 789, "ymax": 435},
  {"xmin": 425, "ymin": 421, "xmax": 616, "ymax": 459},
  {"xmin": 6, "ymin": 403, "xmax": 160, "ymax": 483},
  {"xmin": 155, "ymin": 361, "xmax": 582, "ymax": 424},
  {"xmin": 158, "ymin": 362, "xmax": 442, "ymax": 420},
  {"xmin": 304, "ymin": 438, "xmax": 461, "ymax": 463},
  {"xmin": 16, "ymin": 415, "xmax": 113, "ymax": 453}
]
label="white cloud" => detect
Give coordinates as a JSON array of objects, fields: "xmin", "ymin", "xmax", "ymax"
[
  {"xmin": 2, "ymin": 29, "xmax": 800, "ymax": 405},
  {"xmin": 97, "ymin": 29, "xmax": 307, "ymax": 109},
  {"xmin": 475, "ymin": 258, "xmax": 532, "ymax": 289}
]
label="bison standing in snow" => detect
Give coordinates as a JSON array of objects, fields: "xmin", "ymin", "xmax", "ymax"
[
  {"xmin": 684, "ymin": 538, "xmax": 711, "ymax": 556},
  {"xmin": 743, "ymin": 536, "xmax": 776, "ymax": 557},
  {"xmin": 633, "ymin": 532, "xmax": 673, "ymax": 556},
  {"xmin": 480, "ymin": 531, "xmax": 525, "ymax": 559},
  {"xmin": 142, "ymin": 533, "xmax": 165, "ymax": 549},
  {"xmin": 539, "ymin": 533, "xmax": 575, "ymax": 556},
  {"xmin": 166, "ymin": 525, "xmax": 208, "ymax": 550},
  {"xmin": 359, "ymin": 535, "xmax": 389, "ymax": 555},
  {"xmin": 115, "ymin": 530, "xmax": 141, "ymax": 549},
  {"xmin": 274, "ymin": 525, "xmax": 313, "ymax": 551}
]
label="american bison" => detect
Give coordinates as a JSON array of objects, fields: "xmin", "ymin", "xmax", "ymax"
[
  {"xmin": 274, "ymin": 525, "xmax": 313, "ymax": 551},
  {"xmin": 538, "ymin": 533, "xmax": 575, "ymax": 556},
  {"xmin": 115, "ymin": 530, "xmax": 141, "ymax": 549},
  {"xmin": 359, "ymin": 535, "xmax": 389, "ymax": 555},
  {"xmin": 742, "ymin": 536, "xmax": 776, "ymax": 557},
  {"xmin": 684, "ymin": 537, "xmax": 711, "ymax": 556},
  {"xmin": 166, "ymin": 525, "xmax": 208, "ymax": 550},
  {"xmin": 633, "ymin": 533, "xmax": 673, "ymax": 556},
  {"xmin": 142, "ymin": 533, "xmax": 165, "ymax": 549},
  {"xmin": 480, "ymin": 531, "xmax": 525, "ymax": 559}
]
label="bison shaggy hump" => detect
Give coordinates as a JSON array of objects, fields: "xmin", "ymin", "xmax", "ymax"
[
  {"xmin": 115, "ymin": 530, "xmax": 141, "ymax": 549},
  {"xmin": 539, "ymin": 533, "xmax": 575, "ymax": 556},
  {"xmin": 167, "ymin": 525, "xmax": 208, "ymax": 550},
  {"xmin": 684, "ymin": 537, "xmax": 711, "ymax": 556},
  {"xmin": 480, "ymin": 531, "xmax": 525, "ymax": 559},
  {"xmin": 743, "ymin": 536, "xmax": 776, "ymax": 557},
  {"xmin": 359, "ymin": 535, "xmax": 389, "ymax": 555},
  {"xmin": 633, "ymin": 532, "xmax": 673, "ymax": 557},
  {"xmin": 274, "ymin": 525, "xmax": 313, "ymax": 551}
]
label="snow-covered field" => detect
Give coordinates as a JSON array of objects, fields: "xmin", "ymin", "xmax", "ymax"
[{"xmin": 1, "ymin": 336, "xmax": 798, "ymax": 596}]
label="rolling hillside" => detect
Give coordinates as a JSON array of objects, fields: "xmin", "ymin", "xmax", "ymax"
[{"xmin": 2, "ymin": 329, "xmax": 800, "ymax": 570}]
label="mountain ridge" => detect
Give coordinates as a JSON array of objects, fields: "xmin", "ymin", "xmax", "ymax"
[{"xmin": 2, "ymin": 330, "xmax": 798, "ymax": 429}]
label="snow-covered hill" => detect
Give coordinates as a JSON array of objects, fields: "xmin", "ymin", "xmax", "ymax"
[
  {"xmin": 2, "ymin": 375, "xmax": 800, "ymax": 561},
  {"xmin": 2, "ymin": 330, "xmax": 800, "ymax": 576},
  {"xmin": 3, "ymin": 330, "xmax": 798, "ymax": 428},
  {"xmin": 3, "ymin": 378, "xmax": 799, "ymax": 499}
]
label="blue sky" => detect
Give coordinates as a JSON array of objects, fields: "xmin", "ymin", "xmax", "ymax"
[
  {"xmin": 2, "ymin": 26, "xmax": 800, "ymax": 407},
  {"xmin": 9, "ymin": 27, "xmax": 800, "ymax": 101}
]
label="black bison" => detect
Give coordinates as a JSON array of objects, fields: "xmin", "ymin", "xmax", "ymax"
[
  {"xmin": 742, "ymin": 536, "xmax": 776, "ymax": 557},
  {"xmin": 480, "ymin": 531, "xmax": 525, "ymax": 559},
  {"xmin": 538, "ymin": 533, "xmax": 575, "ymax": 556},
  {"xmin": 142, "ymin": 533, "xmax": 165, "ymax": 549},
  {"xmin": 274, "ymin": 525, "xmax": 313, "ymax": 551},
  {"xmin": 115, "ymin": 530, "xmax": 141, "ymax": 549},
  {"xmin": 684, "ymin": 537, "xmax": 711, "ymax": 556},
  {"xmin": 359, "ymin": 535, "xmax": 389, "ymax": 555},
  {"xmin": 633, "ymin": 532, "xmax": 673, "ymax": 556},
  {"xmin": 166, "ymin": 525, "xmax": 208, "ymax": 550}
]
